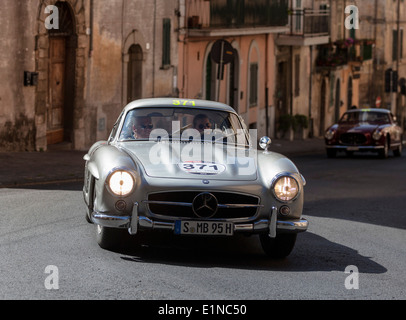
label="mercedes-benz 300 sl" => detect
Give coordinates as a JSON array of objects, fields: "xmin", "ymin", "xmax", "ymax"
[{"xmin": 83, "ymin": 98, "xmax": 308, "ymax": 258}]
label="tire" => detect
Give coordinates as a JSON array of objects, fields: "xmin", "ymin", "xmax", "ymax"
[
  {"xmin": 393, "ymin": 142, "xmax": 402, "ymax": 157},
  {"xmin": 378, "ymin": 137, "xmax": 389, "ymax": 159},
  {"xmin": 345, "ymin": 150, "xmax": 354, "ymax": 157},
  {"xmin": 91, "ymin": 180, "xmax": 126, "ymax": 250},
  {"xmin": 326, "ymin": 148, "xmax": 337, "ymax": 158},
  {"xmin": 259, "ymin": 233, "xmax": 297, "ymax": 259},
  {"xmin": 96, "ymin": 225, "xmax": 126, "ymax": 250}
]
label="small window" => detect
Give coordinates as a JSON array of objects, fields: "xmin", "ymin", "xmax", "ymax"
[{"xmin": 162, "ymin": 18, "xmax": 171, "ymax": 67}]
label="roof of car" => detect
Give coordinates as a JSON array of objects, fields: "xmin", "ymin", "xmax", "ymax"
[
  {"xmin": 346, "ymin": 108, "xmax": 391, "ymax": 113},
  {"xmin": 123, "ymin": 98, "xmax": 236, "ymax": 113}
]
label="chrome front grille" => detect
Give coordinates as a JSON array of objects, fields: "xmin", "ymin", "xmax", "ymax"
[
  {"xmin": 339, "ymin": 133, "xmax": 367, "ymax": 145},
  {"xmin": 144, "ymin": 191, "xmax": 261, "ymax": 220}
]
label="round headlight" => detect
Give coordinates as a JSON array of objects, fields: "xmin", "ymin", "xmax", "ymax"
[
  {"xmin": 325, "ymin": 129, "xmax": 335, "ymax": 140},
  {"xmin": 273, "ymin": 175, "xmax": 299, "ymax": 202},
  {"xmin": 372, "ymin": 130, "xmax": 382, "ymax": 140},
  {"xmin": 108, "ymin": 171, "xmax": 134, "ymax": 196}
]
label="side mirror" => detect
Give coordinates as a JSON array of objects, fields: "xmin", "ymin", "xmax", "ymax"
[{"xmin": 259, "ymin": 136, "xmax": 272, "ymax": 152}]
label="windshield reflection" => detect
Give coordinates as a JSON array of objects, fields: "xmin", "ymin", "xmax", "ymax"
[
  {"xmin": 339, "ymin": 111, "xmax": 391, "ymax": 125},
  {"xmin": 118, "ymin": 107, "xmax": 249, "ymax": 146}
]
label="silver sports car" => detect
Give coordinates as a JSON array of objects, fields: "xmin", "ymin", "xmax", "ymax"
[{"xmin": 83, "ymin": 98, "xmax": 308, "ymax": 258}]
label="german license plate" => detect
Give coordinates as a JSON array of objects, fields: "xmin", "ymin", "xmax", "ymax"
[{"xmin": 174, "ymin": 221, "xmax": 233, "ymax": 236}]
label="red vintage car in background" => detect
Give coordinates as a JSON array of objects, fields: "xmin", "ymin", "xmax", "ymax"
[{"xmin": 325, "ymin": 108, "xmax": 403, "ymax": 158}]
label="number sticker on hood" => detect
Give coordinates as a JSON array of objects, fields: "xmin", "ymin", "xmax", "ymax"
[{"xmin": 178, "ymin": 161, "xmax": 226, "ymax": 175}]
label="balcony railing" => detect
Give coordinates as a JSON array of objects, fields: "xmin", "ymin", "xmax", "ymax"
[
  {"xmin": 187, "ymin": 0, "xmax": 289, "ymax": 30},
  {"xmin": 288, "ymin": 9, "xmax": 330, "ymax": 37},
  {"xmin": 316, "ymin": 39, "xmax": 374, "ymax": 68}
]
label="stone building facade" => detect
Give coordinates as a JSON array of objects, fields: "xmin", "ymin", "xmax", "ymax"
[
  {"xmin": 0, "ymin": 0, "xmax": 178, "ymax": 151},
  {"xmin": 1, "ymin": 0, "xmax": 404, "ymax": 152}
]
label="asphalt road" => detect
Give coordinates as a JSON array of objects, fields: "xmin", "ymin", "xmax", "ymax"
[{"xmin": 0, "ymin": 150, "xmax": 405, "ymax": 301}]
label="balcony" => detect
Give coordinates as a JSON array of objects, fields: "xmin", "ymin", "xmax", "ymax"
[
  {"xmin": 316, "ymin": 39, "xmax": 374, "ymax": 69},
  {"xmin": 276, "ymin": 8, "xmax": 330, "ymax": 46},
  {"xmin": 186, "ymin": 0, "xmax": 289, "ymax": 37}
]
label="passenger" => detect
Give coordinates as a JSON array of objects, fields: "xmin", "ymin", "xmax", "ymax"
[{"xmin": 193, "ymin": 114, "xmax": 212, "ymax": 133}]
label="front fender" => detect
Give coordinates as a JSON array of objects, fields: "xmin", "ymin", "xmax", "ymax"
[
  {"xmin": 256, "ymin": 151, "xmax": 305, "ymax": 220},
  {"xmin": 84, "ymin": 143, "xmax": 139, "ymax": 214}
]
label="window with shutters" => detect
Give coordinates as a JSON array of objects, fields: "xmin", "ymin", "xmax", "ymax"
[
  {"xmin": 162, "ymin": 18, "xmax": 171, "ymax": 67},
  {"xmin": 393, "ymin": 29, "xmax": 403, "ymax": 61}
]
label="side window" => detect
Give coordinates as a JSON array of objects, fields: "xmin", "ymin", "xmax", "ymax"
[{"xmin": 108, "ymin": 112, "xmax": 124, "ymax": 142}]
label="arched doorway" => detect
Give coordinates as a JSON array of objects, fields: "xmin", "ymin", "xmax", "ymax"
[
  {"xmin": 47, "ymin": 1, "xmax": 76, "ymax": 145},
  {"xmin": 127, "ymin": 45, "xmax": 143, "ymax": 103}
]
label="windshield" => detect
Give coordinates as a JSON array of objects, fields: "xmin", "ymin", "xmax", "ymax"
[
  {"xmin": 339, "ymin": 111, "xmax": 391, "ymax": 125},
  {"xmin": 117, "ymin": 107, "xmax": 249, "ymax": 146}
]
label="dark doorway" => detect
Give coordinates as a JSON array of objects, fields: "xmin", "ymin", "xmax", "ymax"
[
  {"xmin": 228, "ymin": 48, "xmax": 239, "ymax": 111},
  {"xmin": 127, "ymin": 44, "xmax": 143, "ymax": 103},
  {"xmin": 319, "ymin": 79, "xmax": 326, "ymax": 136},
  {"xmin": 276, "ymin": 61, "xmax": 289, "ymax": 120}
]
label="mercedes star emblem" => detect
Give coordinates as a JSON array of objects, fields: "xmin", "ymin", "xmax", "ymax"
[{"xmin": 192, "ymin": 192, "xmax": 218, "ymax": 218}]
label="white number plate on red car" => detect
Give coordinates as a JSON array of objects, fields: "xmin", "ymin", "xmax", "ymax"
[{"xmin": 174, "ymin": 221, "xmax": 233, "ymax": 236}]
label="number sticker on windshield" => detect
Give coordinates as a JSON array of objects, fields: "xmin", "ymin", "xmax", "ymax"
[
  {"xmin": 173, "ymin": 99, "xmax": 196, "ymax": 106},
  {"xmin": 178, "ymin": 161, "xmax": 226, "ymax": 175}
]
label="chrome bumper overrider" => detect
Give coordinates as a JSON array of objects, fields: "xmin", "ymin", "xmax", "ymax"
[{"xmin": 91, "ymin": 203, "xmax": 308, "ymax": 238}]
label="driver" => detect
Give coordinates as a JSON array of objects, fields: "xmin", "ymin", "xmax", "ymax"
[{"xmin": 132, "ymin": 116, "xmax": 153, "ymax": 139}]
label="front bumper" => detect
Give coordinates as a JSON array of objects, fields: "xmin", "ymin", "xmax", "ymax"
[
  {"xmin": 91, "ymin": 203, "xmax": 308, "ymax": 238},
  {"xmin": 326, "ymin": 145, "xmax": 384, "ymax": 151}
]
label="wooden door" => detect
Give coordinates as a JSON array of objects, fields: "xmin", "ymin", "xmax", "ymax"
[{"xmin": 47, "ymin": 37, "xmax": 66, "ymax": 145}]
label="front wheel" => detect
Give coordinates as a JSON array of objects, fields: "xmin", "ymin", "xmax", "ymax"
[
  {"xmin": 378, "ymin": 137, "xmax": 389, "ymax": 159},
  {"xmin": 96, "ymin": 225, "xmax": 126, "ymax": 250},
  {"xmin": 326, "ymin": 148, "xmax": 337, "ymax": 158},
  {"xmin": 259, "ymin": 233, "xmax": 297, "ymax": 259},
  {"xmin": 393, "ymin": 142, "xmax": 402, "ymax": 157}
]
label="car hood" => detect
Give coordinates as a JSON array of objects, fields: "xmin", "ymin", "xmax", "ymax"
[
  {"xmin": 119, "ymin": 141, "xmax": 258, "ymax": 181},
  {"xmin": 337, "ymin": 123, "xmax": 379, "ymax": 134}
]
